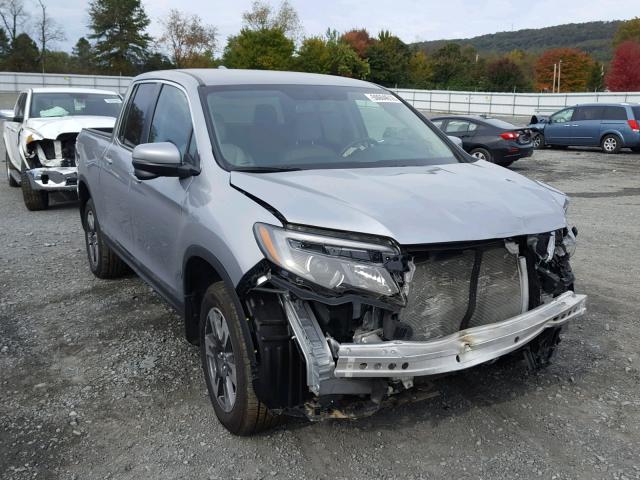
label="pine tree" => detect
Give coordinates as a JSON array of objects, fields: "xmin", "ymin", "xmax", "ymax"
[{"xmin": 88, "ymin": 0, "xmax": 151, "ymax": 75}]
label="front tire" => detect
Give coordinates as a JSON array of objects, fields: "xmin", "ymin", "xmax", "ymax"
[
  {"xmin": 532, "ymin": 133, "xmax": 545, "ymax": 149},
  {"xmin": 469, "ymin": 147, "xmax": 492, "ymax": 162},
  {"xmin": 82, "ymin": 198, "xmax": 129, "ymax": 279},
  {"xmin": 601, "ymin": 134, "xmax": 621, "ymax": 154},
  {"xmin": 6, "ymin": 153, "xmax": 18, "ymax": 187},
  {"xmin": 20, "ymin": 170, "xmax": 48, "ymax": 211},
  {"xmin": 200, "ymin": 282, "xmax": 279, "ymax": 436}
]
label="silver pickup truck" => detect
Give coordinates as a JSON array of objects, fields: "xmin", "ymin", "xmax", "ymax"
[{"xmin": 76, "ymin": 69, "xmax": 586, "ymax": 436}]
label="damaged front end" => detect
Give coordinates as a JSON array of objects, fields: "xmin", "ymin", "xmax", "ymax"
[
  {"xmin": 21, "ymin": 131, "xmax": 79, "ymax": 191},
  {"xmin": 239, "ymin": 223, "xmax": 586, "ymax": 419}
]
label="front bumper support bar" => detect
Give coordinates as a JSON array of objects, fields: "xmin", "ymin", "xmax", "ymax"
[
  {"xmin": 334, "ymin": 291, "xmax": 586, "ymax": 378},
  {"xmin": 25, "ymin": 167, "xmax": 77, "ymax": 191}
]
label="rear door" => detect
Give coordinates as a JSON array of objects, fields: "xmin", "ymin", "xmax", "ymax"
[
  {"xmin": 128, "ymin": 82, "xmax": 196, "ymax": 298},
  {"xmin": 569, "ymin": 106, "xmax": 604, "ymax": 146},
  {"xmin": 600, "ymin": 106, "xmax": 629, "ymax": 144},
  {"xmin": 443, "ymin": 119, "xmax": 478, "ymax": 150},
  {"xmin": 4, "ymin": 92, "xmax": 27, "ymax": 169},
  {"xmin": 99, "ymin": 82, "xmax": 161, "ymax": 252},
  {"xmin": 544, "ymin": 107, "xmax": 575, "ymax": 145}
]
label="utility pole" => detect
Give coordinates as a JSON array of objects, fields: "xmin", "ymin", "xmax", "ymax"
[
  {"xmin": 558, "ymin": 59, "xmax": 563, "ymax": 93},
  {"xmin": 552, "ymin": 63, "xmax": 557, "ymax": 93}
]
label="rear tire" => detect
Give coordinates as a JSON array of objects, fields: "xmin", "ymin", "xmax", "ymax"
[
  {"xmin": 21, "ymin": 170, "xmax": 49, "ymax": 211},
  {"xmin": 200, "ymin": 282, "xmax": 280, "ymax": 436},
  {"xmin": 82, "ymin": 198, "xmax": 129, "ymax": 279},
  {"xmin": 601, "ymin": 134, "xmax": 621, "ymax": 154},
  {"xmin": 469, "ymin": 147, "xmax": 492, "ymax": 162},
  {"xmin": 6, "ymin": 153, "xmax": 18, "ymax": 187}
]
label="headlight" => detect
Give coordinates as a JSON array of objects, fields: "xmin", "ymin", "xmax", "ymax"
[{"xmin": 254, "ymin": 223, "xmax": 399, "ymax": 296}]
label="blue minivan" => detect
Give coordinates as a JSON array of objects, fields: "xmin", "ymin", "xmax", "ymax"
[{"xmin": 530, "ymin": 103, "xmax": 640, "ymax": 153}]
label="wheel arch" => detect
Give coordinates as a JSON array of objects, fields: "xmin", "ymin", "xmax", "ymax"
[
  {"xmin": 78, "ymin": 178, "xmax": 91, "ymax": 228},
  {"xmin": 600, "ymin": 130, "xmax": 624, "ymax": 146},
  {"xmin": 182, "ymin": 246, "xmax": 257, "ymax": 370}
]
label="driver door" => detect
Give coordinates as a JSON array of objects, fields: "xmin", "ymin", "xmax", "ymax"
[{"xmin": 544, "ymin": 107, "xmax": 575, "ymax": 145}]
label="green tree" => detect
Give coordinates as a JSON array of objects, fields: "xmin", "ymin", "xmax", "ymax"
[
  {"xmin": 4, "ymin": 32, "xmax": 39, "ymax": 71},
  {"xmin": 242, "ymin": 0, "xmax": 301, "ymax": 40},
  {"xmin": 613, "ymin": 17, "xmax": 640, "ymax": 47},
  {"xmin": 0, "ymin": 27, "xmax": 9, "ymax": 62},
  {"xmin": 88, "ymin": 0, "xmax": 152, "ymax": 75},
  {"xmin": 587, "ymin": 61, "xmax": 605, "ymax": 91},
  {"xmin": 367, "ymin": 31, "xmax": 411, "ymax": 87},
  {"xmin": 407, "ymin": 51, "xmax": 431, "ymax": 88},
  {"xmin": 71, "ymin": 37, "xmax": 95, "ymax": 73},
  {"xmin": 486, "ymin": 58, "xmax": 527, "ymax": 92},
  {"xmin": 294, "ymin": 31, "xmax": 369, "ymax": 79},
  {"xmin": 428, "ymin": 43, "xmax": 478, "ymax": 90},
  {"xmin": 41, "ymin": 50, "xmax": 72, "ymax": 73},
  {"xmin": 141, "ymin": 52, "xmax": 175, "ymax": 72},
  {"xmin": 223, "ymin": 28, "xmax": 294, "ymax": 70}
]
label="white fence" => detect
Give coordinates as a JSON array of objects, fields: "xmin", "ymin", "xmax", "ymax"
[
  {"xmin": 1, "ymin": 72, "xmax": 639, "ymax": 118},
  {"xmin": 0, "ymin": 72, "xmax": 133, "ymax": 95},
  {"xmin": 392, "ymin": 88, "xmax": 640, "ymax": 117}
]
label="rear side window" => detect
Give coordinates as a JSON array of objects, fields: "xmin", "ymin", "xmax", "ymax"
[
  {"xmin": 574, "ymin": 106, "xmax": 604, "ymax": 121},
  {"xmin": 633, "ymin": 106, "xmax": 640, "ymax": 120},
  {"xmin": 431, "ymin": 119, "xmax": 444, "ymax": 129},
  {"xmin": 148, "ymin": 85, "xmax": 193, "ymax": 158},
  {"xmin": 444, "ymin": 120, "xmax": 477, "ymax": 134},
  {"xmin": 602, "ymin": 106, "xmax": 627, "ymax": 121},
  {"xmin": 119, "ymin": 83, "xmax": 161, "ymax": 148}
]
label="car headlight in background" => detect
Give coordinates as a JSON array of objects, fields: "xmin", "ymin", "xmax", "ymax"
[{"xmin": 254, "ymin": 223, "xmax": 400, "ymax": 296}]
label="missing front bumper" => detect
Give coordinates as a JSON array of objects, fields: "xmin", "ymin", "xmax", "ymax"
[
  {"xmin": 25, "ymin": 167, "xmax": 77, "ymax": 191},
  {"xmin": 334, "ymin": 291, "xmax": 586, "ymax": 378}
]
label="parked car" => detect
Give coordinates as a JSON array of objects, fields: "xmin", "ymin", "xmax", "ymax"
[
  {"xmin": 76, "ymin": 69, "xmax": 586, "ymax": 436},
  {"xmin": 430, "ymin": 115, "xmax": 534, "ymax": 166},
  {"xmin": 3, "ymin": 87, "xmax": 122, "ymax": 210},
  {"xmin": 529, "ymin": 103, "xmax": 640, "ymax": 153}
]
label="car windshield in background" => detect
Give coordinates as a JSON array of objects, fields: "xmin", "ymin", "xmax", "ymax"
[
  {"xmin": 29, "ymin": 93, "xmax": 122, "ymax": 119},
  {"xmin": 204, "ymin": 85, "xmax": 459, "ymax": 171}
]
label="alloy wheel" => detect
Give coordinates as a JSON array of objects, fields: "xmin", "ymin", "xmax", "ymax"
[
  {"xmin": 533, "ymin": 135, "xmax": 542, "ymax": 148},
  {"xmin": 603, "ymin": 137, "xmax": 617, "ymax": 152},
  {"xmin": 85, "ymin": 210, "xmax": 100, "ymax": 267},
  {"xmin": 472, "ymin": 151, "xmax": 487, "ymax": 160},
  {"xmin": 204, "ymin": 307, "xmax": 237, "ymax": 413}
]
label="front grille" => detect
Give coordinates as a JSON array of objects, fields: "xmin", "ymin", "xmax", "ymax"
[{"xmin": 399, "ymin": 245, "xmax": 525, "ymax": 341}]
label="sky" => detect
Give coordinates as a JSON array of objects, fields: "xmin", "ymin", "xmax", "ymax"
[{"xmin": 49, "ymin": 0, "xmax": 633, "ymax": 53}]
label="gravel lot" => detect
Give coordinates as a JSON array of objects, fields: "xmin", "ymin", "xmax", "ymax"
[{"xmin": 1, "ymin": 145, "xmax": 639, "ymax": 480}]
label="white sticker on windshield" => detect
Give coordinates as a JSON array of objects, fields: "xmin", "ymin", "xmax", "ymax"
[
  {"xmin": 364, "ymin": 93, "xmax": 401, "ymax": 103},
  {"xmin": 104, "ymin": 98, "xmax": 122, "ymax": 104}
]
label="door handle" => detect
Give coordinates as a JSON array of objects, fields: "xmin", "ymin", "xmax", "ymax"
[
  {"xmin": 571, "ymin": 124, "xmax": 579, "ymax": 127},
  {"xmin": 104, "ymin": 156, "xmax": 113, "ymax": 165},
  {"xmin": 564, "ymin": 124, "xmax": 572, "ymax": 127}
]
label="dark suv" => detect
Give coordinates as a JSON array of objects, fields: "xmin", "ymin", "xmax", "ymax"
[{"xmin": 530, "ymin": 103, "xmax": 640, "ymax": 153}]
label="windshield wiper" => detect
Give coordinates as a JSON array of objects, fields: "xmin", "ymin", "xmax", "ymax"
[{"xmin": 233, "ymin": 166, "xmax": 302, "ymax": 173}]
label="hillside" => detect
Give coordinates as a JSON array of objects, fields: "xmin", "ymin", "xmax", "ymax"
[{"xmin": 412, "ymin": 21, "xmax": 622, "ymax": 62}]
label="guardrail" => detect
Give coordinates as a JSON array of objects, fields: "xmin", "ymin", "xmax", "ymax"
[{"xmin": 392, "ymin": 88, "xmax": 640, "ymax": 117}]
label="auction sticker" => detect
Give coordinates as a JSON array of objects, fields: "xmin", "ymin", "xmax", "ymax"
[{"xmin": 364, "ymin": 93, "xmax": 401, "ymax": 103}]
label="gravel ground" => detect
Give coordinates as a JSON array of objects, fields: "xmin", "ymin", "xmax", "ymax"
[{"xmin": 1, "ymin": 145, "xmax": 639, "ymax": 480}]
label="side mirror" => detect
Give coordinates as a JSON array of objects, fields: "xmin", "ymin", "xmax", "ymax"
[
  {"xmin": 448, "ymin": 135, "xmax": 464, "ymax": 148},
  {"xmin": 132, "ymin": 142, "xmax": 198, "ymax": 180}
]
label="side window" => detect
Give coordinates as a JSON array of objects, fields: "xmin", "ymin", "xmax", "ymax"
[
  {"xmin": 602, "ymin": 106, "xmax": 627, "ymax": 121},
  {"xmin": 119, "ymin": 83, "xmax": 161, "ymax": 148},
  {"xmin": 550, "ymin": 108, "xmax": 574, "ymax": 124},
  {"xmin": 148, "ymin": 84, "xmax": 194, "ymax": 159},
  {"xmin": 431, "ymin": 119, "xmax": 444, "ymax": 129},
  {"xmin": 574, "ymin": 106, "xmax": 604, "ymax": 121},
  {"xmin": 444, "ymin": 120, "xmax": 473, "ymax": 134},
  {"xmin": 14, "ymin": 93, "xmax": 26, "ymax": 119}
]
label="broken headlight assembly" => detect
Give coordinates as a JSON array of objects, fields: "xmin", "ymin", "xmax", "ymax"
[{"xmin": 253, "ymin": 223, "xmax": 400, "ymax": 296}]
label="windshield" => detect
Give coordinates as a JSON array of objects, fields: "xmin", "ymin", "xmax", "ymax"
[
  {"xmin": 203, "ymin": 85, "xmax": 460, "ymax": 171},
  {"xmin": 29, "ymin": 92, "xmax": 122, "ymax": 119}
]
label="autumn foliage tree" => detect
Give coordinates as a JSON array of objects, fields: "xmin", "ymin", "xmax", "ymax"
[
  {"xmin": 606, "ymin": 41, "xmax": 640, "ymax": 92},
  {"xmin": 341, "ymin": 29, "xmax": 374, "ymax": 58},
  {"xmin": 534, "ymin": 48, "xmax": 594, "ymax": 92},
  {"xmin": 159, "ymin": 9, "xmax": 217, "ymax": 68}
]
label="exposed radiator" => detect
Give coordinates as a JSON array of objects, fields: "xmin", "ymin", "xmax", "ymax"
[{"xmin": 399, "ymin": 245, "xmax": 527, "ymax": 341}]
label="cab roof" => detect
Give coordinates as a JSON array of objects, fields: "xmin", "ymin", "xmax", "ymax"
[{"xmin": 135, "ymin": 68, "xmax": 380, "ymax": 89}]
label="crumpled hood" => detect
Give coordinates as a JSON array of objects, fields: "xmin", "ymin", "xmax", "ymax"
[
  {"xmin": 230, "ymin": 161, "xmax": 568, "ymax": 245},
  {"xmin": 24, "ymin": 115, "xmax": 116, "ymax": 139}
]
